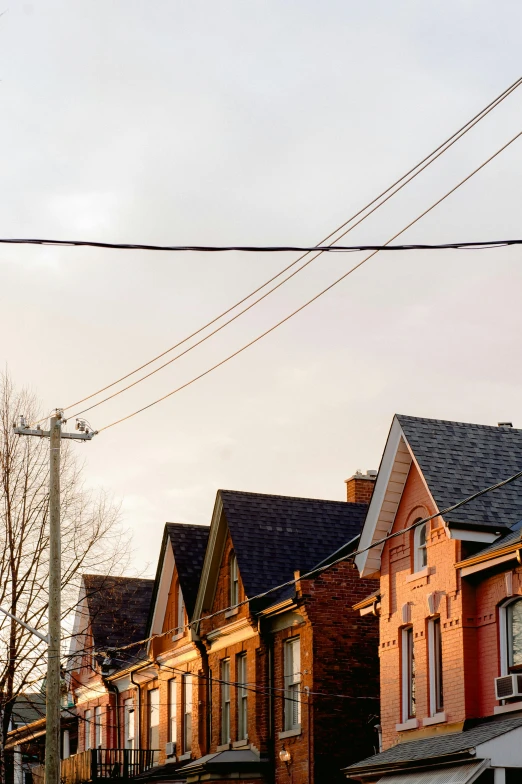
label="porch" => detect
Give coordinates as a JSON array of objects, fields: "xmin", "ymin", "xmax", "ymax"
[{"xmin": 32, "ymin": 749, "xmax": 159, "ymax": 784}]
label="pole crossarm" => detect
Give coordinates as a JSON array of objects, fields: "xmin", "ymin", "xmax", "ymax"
[{"xmin": 13, "ymin": 426, "xmax": 95, "ymax": 440}]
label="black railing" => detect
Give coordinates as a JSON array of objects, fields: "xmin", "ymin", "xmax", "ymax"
[{"xmin": 91, "ymin": 749, "xmax": 159, "ymax": 780}]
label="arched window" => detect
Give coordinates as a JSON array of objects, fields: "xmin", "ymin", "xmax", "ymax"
[
  {"xmin": 413, "ymin": 521, "xmax": 428, "ymax": 572},
  {"xmin": 230, "ymin": 552, "xmax": 239, "ymax": 605}
]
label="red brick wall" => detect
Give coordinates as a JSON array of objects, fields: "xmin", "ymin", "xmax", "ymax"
[{"xmin": 379, "ymin": 463, "xmax": 471, "ymax": 749}]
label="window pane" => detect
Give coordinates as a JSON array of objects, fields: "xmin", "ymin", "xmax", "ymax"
[
  {"xmin": 183, "ymin": 675, "xmax": 192, "ymax": 753},
  {"xmin": 284, "ymin": 639, "xmax": 301, "ymax": 730},
  {"xmin": 237, "ymin": 654, "xmax": 248, "ymax": 740},
  {"xmin": 149, "ymin": 689, "xmax": 159, "ymax": 752},
  {"xmin": 221, "ymin": 659, "xmax": 231, "ymax": 743},
  {"xmin": 408, "ymin": 629, "xmax": 416, "ymax": 718},
  {"xmin": 434, "ymin": 620, "xmax": 443, "ymax": 712},
  {"xmin": 95, "ymin": 707, "xmax": 102, "ymax": 748},
  {"xmin": 85, "ymin": 710, "xmax": 92, "ymax": 751},
  {"xmin": 509, "ymin": 600, "xmax": 522, "ymax": 668},
  {"xmin": 124, "ymin": 699, "xmax": 135, "ymax": 750}
]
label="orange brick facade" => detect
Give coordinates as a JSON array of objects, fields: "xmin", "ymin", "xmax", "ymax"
[{"xmin": 378, "ymin": 461, "xmax": 522, "ymax": 750}]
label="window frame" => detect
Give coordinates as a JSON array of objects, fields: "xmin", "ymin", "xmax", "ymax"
[
  {"xmin": 94, "ymin": 706, "xmax": 102, "ymax": 749},
  {"xmin": 124, "ymin": 698, "xmax": 135, "ymax": 750},
  {"xmin": 500, "ymin": 596, "xmax": 522, "ymax": 676},
  {"xmin": 177, "ymin": 585, "xmax": 185, "ymax": 635},
  {"xmin": 401, "ymin": 627, "xmax": 416, "ymax": 721},
  {"xmin": 168, "ymin": 678, "xmax": 177, "ymax": 746},
  {"xmin": 148, "ymin": 688, "xmax": 160, "ymax": 752},
  {"xmin": 428, "ymin": 618, "xmax": 444, "ymax": 715},
  {"xmin": 236, "ymin": 653, "xmax": 248, "ymax": 741},
  {"xmin": 283, "ymin": 637, "xmax": 301, "ymax": 731},
  {"xmin": 182, "ymin": 673, "xmax": 193, "ymax": 754},
  {"xmin": 413, "ymin": 520, "xmax": 428, "ymax": 573},
  {"xmin": 230, "ymin": 553, "xmax": 239, "ymax": 606},
  {"xmin": 221, "ymin": 658, "xmax": 231, "ymax": 744},
  {"xmin": 84, "ymin": 709, "xmax": 92, "ymax": 751}
]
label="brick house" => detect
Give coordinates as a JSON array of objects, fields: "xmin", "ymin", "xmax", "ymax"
[
  {"xmin": 172, "ymin": 485, "xmax": 380, "ymax": 784},
  {"xmin": 344, "ymin": 415, "xmax": 522, "ymax": 784}
]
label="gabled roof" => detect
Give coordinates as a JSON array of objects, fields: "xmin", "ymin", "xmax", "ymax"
[
  {"xmin": 397, "ymin": 415, "xmax": 522, "ymax": 529},
  {"xmin": 345, "ymin": 715, "xmax": 522, "ymax": 775},
  {"xmin": 83, "ymin": 574, "xmax": 154, "ymax": 653},
  {"xmin": 195, "ymin": 489, "xmax": 368, "ymax": 617},
  {"xmin": 356, "ymin": 415, "xmax": 522, "ymax": 577},
  {"xmin": 10, "ymin": 694, "xmax": 46, "ymax": 727},
  {"xmin": 166, "ymin": 523, "xmax": 210, "ymax": 616},
  {"xmin": 147, "ymin": 522, "xmax": 210, "ymax": 638}
]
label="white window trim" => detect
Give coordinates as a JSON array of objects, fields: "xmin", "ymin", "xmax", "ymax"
[
  {"xmin": 230, "ymin": 554, "xmax": 239, "ymax": 606},
  {"xmin": 221, "ymin": 659, "xmax": 231, "ymax": 744},
  {"xmin": 182, "ymin": 673, "xmax": 193, "ymax": 754},
  {"xmin": 284, "ymin": 637, "xmax": 301, "ymax": 732},
  {"xmin": 177, "ymin": 585, "xmax": 185, "ymax": 635},
  {"xmin": 499, "ymin": 596, "xmax": 522, "ymax": 677},
  {"xmin": 413, "ymin": 522, "xmax": 428, "ymax": 573},
  {"xmin": 427, "ymin": 618, "xmax": 443, "ymax": 717},
  {"xmin": 401, "ymin": 627, "xmax": 415, "ymax": 722},
  {"xmin": 169, "ymin": 679, "xmax": 177, "ymax": 745},
  {"xmin": 237, "ymin": 654, "xmax": 248, "ymax": 741},
  {"xmin": 94, "ymin": 706, "xmax": 102, "ymax": 748},
  {"xmin": 124, "ymin": 698, "xmax": 135, "ymax": 750},
  {"xmin": 84, "ymin": 710, "xmax": 92, "ymax": 751}
]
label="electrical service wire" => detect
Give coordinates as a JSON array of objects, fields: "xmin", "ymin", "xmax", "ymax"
[
  {"xmin": 109, "ymin": 460, "xmax": 522, "ymax": 655},
  {"xmin": 47, "ymin": 75, "xmax": 522, "ymax": 423},
  {"xmin": 97, "ymin": 127, "xmax": 522, "ymax": 433},
  {"xmin": 2, "ymin": 239, "xmax": 522, "ymax": 253}
]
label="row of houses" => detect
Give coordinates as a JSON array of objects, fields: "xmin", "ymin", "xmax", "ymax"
[{"xmin": 8, "ymin": 414, "xmax": 522, "ymax": 784}]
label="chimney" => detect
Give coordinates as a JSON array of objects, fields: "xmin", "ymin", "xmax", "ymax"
[
  {"xmin": 498, "ymin": 422, "xmax": 513, "ymax": 428},
  {"xmin": 345, "ymin": 469, "xmax": 377, "ymax": 504}
]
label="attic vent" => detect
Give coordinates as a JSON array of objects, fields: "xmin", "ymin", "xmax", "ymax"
[{"xmin": 498, "ymin": 422, "xmax": 513, "ymax": 428}]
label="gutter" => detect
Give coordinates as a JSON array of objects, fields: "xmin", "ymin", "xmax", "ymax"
[{"xmin": 456, "ymin": 544, "xmax": 522, "ymax": 571}]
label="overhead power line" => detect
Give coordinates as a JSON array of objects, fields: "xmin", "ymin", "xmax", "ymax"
[
  {"xmin": 110, "ymin": 462, "xmax": 522, "ymax": 655},
  {"xmin": 96, "ymin": 128, "xmax": 522, "ymax": 433},
  {"xmin": 3, "ymin": 239, "xmax": 522, "ymax": 253},
  {"xmin": 36, "ymin": 75, "xmax": 521, "ymax": 423}
]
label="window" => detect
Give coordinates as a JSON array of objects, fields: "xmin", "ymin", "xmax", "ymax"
[
  {"xmin": 237, "ymin": 653, "xmax": 248, "ymax": 740},
  {"xmin": 221, "ymin": 659, "xmax": 231, "ymax": 744},
  {"xmin": 168, "ymin": 679, "xmax": 177, "ymax": 745},
  {"xmin": 124, "ymin": 698, "xmax": 135, "ymax": 750},
  {"xmin": 284, "ymin": 638, "xmax": 301, "ymax": 731},
  {"xmin": 500, "ymin": 597, "xmax": 522, "ymax": 675},
  {"xmin": 149, "ymin": 689, "xmax": 160, "ymax": 752},
  {"xmin": 94, "ymin": 707, "xmax": 102, "ymax": 748},
  {"xmin": 230, "ymin": 553, "xmax": 239, "ymax": 606},
  {"xmin": 402, "ymin": 628, "xmax": 416, "ymax": 720},
  {"xmin": 428, "ymin": 618, "xmax": 444, "ymax": 715},
  {"xmin": 182, "ymin": 674, "xmax": 192, "ymax": 753},
  {"xmin": 413, "ymin": 521, "xmax": 428, "ymax": 572},
  {"xmin": 84, "ymin": 710, "xmax": 92, "ymax": 750},
  {"xmin": 177, "ymin": 585, "xmax": 185, "ymax": 635}
]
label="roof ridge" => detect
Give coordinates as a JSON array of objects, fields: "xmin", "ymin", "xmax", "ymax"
[
  {"xmin": 165, "ymin": 521, "xmax": 210, "ymax": 529},
  {"xmin": 83, "ymin": 574, "xmax": 154, "ymax": 583},
  {"xmin": 396, "ymin": 413, "xmax": 522, "ymax": 432},
  {"xmin": 219, "ymin": 488, "xmax": 368, "ymax": 506}
]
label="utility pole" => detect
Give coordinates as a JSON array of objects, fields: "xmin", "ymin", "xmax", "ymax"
[{"xmin": 13, "ymin": 411, "xmax": 95, "ymax": 784}]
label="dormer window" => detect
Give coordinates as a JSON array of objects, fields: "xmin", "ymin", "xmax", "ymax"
[
  {"xmin": 413, "ymin": 521, "xmax": 427, "ymax": 572},
  {"xmin": 230, "ymin": 553, "xmax": 239, "ymax": 606}
]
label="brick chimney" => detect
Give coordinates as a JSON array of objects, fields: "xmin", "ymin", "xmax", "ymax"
[{"xmin": 345, "ymin": 470, "xmax": 377, "ymax": 504}]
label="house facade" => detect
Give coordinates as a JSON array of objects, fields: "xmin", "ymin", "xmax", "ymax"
[{"xmin": 345, "ymin": 415, "xmax": 522, "ymax": 784}]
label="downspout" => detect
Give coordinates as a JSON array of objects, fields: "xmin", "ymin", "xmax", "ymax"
[
  {"xmin": 258, "ymin": 616, "xmax": 275, "ymax": 784},
  {"xmin": 103, "ymin": 679, "xmax": 120, "ymax": 748},
  {"xmin": 194, "ymin": 637, "xmax": 210, "ymax": 754},
  {"xmin": 130, "ymin": 664, "xmax": 151, "ymax": 751}
]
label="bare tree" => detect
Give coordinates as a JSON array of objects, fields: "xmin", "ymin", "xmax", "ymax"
[{"xmin": 0, "ymin": 373, "xmax": 130, "ymax": 782}]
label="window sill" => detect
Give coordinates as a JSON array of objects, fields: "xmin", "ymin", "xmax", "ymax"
[
  {"xmin": 278, "ymin": 727, "xmax": 301, "ymax": 739},
  {"xmin": 178, "ymin": 752, "xmax": 191, "ymax": 761},
  {"xmin": 232, "ymin": 740, "xmax": 249, "ymax": 749},
  {"xmin": 494, "ymin": 700, "xmax": 522, "ymax": 716},
  {"xmin": 225, "ymin": 608, "xmax": 239, "ymax": 618},
  {"xmin": 405, "ymin": 567, "xmax": 431, "ymax": 584},
  {"xmin": 216, "ymin": 743, "xmax": 231, "ymax": 752},
  {"xmin": 395, "ymin": 718, "xmax": 419, "ymax": 732},
  {"xmin": 171, "ymin": 632, "xmax": 184, "ymax": 642},
  {"xmin": 422, "ymin": 712, "xmax": 446, "ymax": 727}
]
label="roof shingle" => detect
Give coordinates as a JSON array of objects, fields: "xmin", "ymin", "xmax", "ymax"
[
  {"xmin": 397, "ymin": 415, "xmax": 522, "ymax": 531},
  {"xmin": 166, "ymin": 523, "xmax": 210, "ymax": 616}
]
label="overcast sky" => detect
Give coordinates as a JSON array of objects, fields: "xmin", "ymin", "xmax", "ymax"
[{"xmin": 1, "ymin": 1, "xmax": 521, "ymax": 574}]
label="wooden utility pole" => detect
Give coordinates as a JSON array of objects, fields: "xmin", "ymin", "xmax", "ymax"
[{"xmin": 13, "ymin": 411, "xmax": 95, "ymax": 784}]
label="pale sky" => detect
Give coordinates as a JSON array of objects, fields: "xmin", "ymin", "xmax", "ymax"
[{"xmin": 1, "ymin": 1, "xmax": 521, "ymax": 575}]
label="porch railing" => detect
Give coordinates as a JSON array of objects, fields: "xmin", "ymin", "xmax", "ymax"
[{"xmin": 31, "ymin": 749, "xmax": 159, "ymax": 784}]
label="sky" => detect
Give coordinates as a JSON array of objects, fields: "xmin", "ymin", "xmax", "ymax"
[{"xmin": 1, "ymin": 1, "xmax": 521, "ymax": 575}]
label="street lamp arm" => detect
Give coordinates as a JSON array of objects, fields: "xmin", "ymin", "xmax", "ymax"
[{"xmin": 0, "ymin": 605, "xmax": 50, "ymax": 644}]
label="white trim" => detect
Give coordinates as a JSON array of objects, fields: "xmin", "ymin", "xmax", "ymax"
[
  {"xmin": 449, "ymin": 528, "xmax": 499, "ymax": 543},
  {"xmin": 356, "ymin": 418, "xmax": 413, "ymax": 578},
  {"xmin": 395, "ymin": 718, "xmax": 419, "ymax": 731},
  {"xmin": 427, "ymin": 618, "xmax": 443, "ymax": 717},
  {"xmin": 148, "ymin": 541, "xmax": 175, "ymax": 646},
  {"xmin": 494, "ymin": 699, "xmax": 522, "ymax": 715},
  {"xmin": 422, "ymin": 712, "xmax": 446, "ymax": 726},
  {"xmin": 499, "ymin": 595, "xmax": 522, "ymax": 677},
  {"xmin": 413, "ymin": 522, "xmax": 428, "ymax": 572},
  {"xmin": 193, "ymin": 495, "xmax": 225, "ymax": 626},
  {"xmin": 460, "ymin": 552, "xmax": 518, "ymax": 577}
]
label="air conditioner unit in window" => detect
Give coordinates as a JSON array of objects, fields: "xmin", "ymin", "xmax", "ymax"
[
  {"xmin": 495, "ymin": 674, "xmax": 522, "ymax": 701},
  {"xmin": 165, "ymin": 741, "xmax": 176, "ymax": 757}
]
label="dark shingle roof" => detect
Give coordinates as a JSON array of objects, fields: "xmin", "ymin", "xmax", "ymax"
[
  {"xmin": 219, "ymin": 490, "xmax": 368, "ymax": 604},
  {"xmin": 397, "ymin": 415, "xmax": 522, "ymax": 531},
  {"xmin": 11, "ymin": 694, "xmax": 46, "ymax": 727},
  {"xmin": 346, "ymin": 715, "xmax": 522, "ymax": 772},
  {"xmin": 166, "ymin": 523, "xmax": 210, "ymax": 616},
  {"xmin": 83, "ymin": 575, "xmax": 154, "ymax": 655},
  {"xmin": 471, "ymin": 519, "xmax": 522, "ymax": 559}
]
